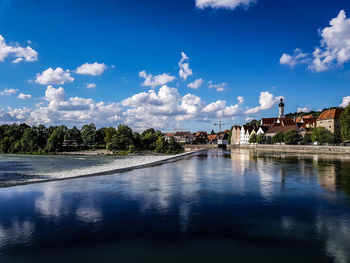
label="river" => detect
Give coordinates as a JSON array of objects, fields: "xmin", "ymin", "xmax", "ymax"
[{"xmin": 0, "ymin": 149, "xmax": 349, "ymax": 262}]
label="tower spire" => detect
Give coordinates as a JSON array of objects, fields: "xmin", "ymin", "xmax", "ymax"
[{"xmin": 279, "ymin": 98, "xmax": 285, "ymax": 119}]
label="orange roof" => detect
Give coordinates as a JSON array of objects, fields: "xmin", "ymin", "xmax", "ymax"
[
  {"xmin": 207, "ymin": 135, "xmax": 217, "ymax": 142},
  {"xmin": 165, "ymin": 133, "xmax": 174, "ymax": 136},
  {"xmin": 317, "ymin": 108, "xmax": 343, "ymax": 120}
]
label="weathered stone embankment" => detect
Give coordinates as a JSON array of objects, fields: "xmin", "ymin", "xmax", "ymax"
[{"xmin": 229, "ymin": 144, "xmax": 350, "ymax": 154}]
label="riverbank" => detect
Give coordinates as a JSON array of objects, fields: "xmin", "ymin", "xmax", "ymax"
[{"xmin": 230, "ymin": 144, "xmax": 350, "ymax": 154}]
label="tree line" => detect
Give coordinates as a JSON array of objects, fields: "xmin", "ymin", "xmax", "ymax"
[{"xmin": 0, "ymin": 123, "xmax": 183, "ymax": 155}]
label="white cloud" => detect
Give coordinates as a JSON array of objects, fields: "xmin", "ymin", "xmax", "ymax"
[
  {"xmin": 17, "ymin": 93, "xmax": 32, "ymax": 100},
  {"xmin": 195, "ymin": 0, "xmax": 257, "ymax": 10},
  {"xmin": 0, "ymin": 89, "xmax": 17, "ymax": 96},
  {"xmin": 281, "ymin": 10, "xmax": 350, "ymax": 72},
  {"xmin": 297, "ymin": 107, "xmax": 309, "ymax": 113},
  {"xmin": 209, "ymin": 81, "xmax": 227, "ymax": 92},
  {"xmin": 187, "ymin": 78, "xmax": 203, "ymax": 89},
  {"xmin": 75, "ymin": 62, "xmax": 107, "ymax": 76},
  {"xmin": 35, "ymin": 67, "xmax": 74, "ymax": 85},
  {"xmin": 280, "ymin": 49, "xmax": 308, "ymax": 68},
  {"xmin": 179, "ymin": 52, "xmax": 193, "ymax": 80},
  {"xmin": 139, "ymin": 70, "xmax": 175, "ymax": 88},
  {"xmin": 245, "ymin": 91, "xmax": 283, "ymax": 114},
  {"xmin": 86, "ymin": 83, "xmax": 96, "ymax": 89},
  {"xmin": 340, "ymin": 96, "xmax": 350, "ymax": 108},
  {"xmin": 237, "ymin": 96, "xmax": 244, "ymax": 104},
  {"xmin": 0, "ymin": 34, "xmax": 38, "ymax": 63}
]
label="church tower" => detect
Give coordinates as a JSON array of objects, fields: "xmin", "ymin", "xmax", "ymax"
[{"xmin": 279, "ymin": 98, "xmax": 285, "ymax": 119}]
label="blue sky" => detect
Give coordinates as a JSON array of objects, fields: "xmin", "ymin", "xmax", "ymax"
[{"xmin": 0, "ymin": 0, "xmax": 350, "ymax": 132}]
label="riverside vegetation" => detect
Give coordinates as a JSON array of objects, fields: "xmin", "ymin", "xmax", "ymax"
[{"xmin": 0, "ymin": 123, "xmax": 183, "ymax": 155}]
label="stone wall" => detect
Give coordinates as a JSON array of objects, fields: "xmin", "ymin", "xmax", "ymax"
[
  {"xmin": 229, "ymin": 144, "xmax": 350, "ymax": 154},
  {"xmin": 184, "ymin": 144, "xmax": 217, "ymax": 152}
]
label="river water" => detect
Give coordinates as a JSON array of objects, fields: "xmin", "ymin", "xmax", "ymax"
[{"xmin": 0, "ymin": 149, "xmax": 349, "ymax": 262}]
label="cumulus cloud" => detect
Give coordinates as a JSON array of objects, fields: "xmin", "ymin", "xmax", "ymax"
[
  {"xmin": 179, "ymin": 52, "xmax": 193, "ymax": 80},
  {"xmin": 17, "ymin": 93, "xmax": 32, "ymax": 100},
  {"xmin": 297, "ymin": 107, "xmax": 309, "ymax": 113},
  {"xmin": 340, "ymin": 96, "xmax": 350, "ymax": 108},
  {"xmin": 237, "ymin": 96, "xmax": 244, "ymax": 104},
  {"xmin": 0, "ymin": 89, "xmax": 17, "ymax": 96},
  {"xmin": 281, "ymin": 10, "xmax": 350, "ymax": 72},
  {"xmin": 195, "ymin": 0, "xmax": 257, "ymax": 10},
  {"xmin": 75, "ymin": 62, "xmax": 107, "ymax": 76},
  {"xmin": 245, "ymin": 91, "xmax": 283, "ymax": 114},
  {"xmin": 139, "ymin": 70, "xmax": 175, "ymax": 88},
  {"xmin": 209, "ymin": 81, "xmax": 227, "ymax": 92},
  {"xmin": 187, "ymin": 78, "xmax": 203, "ymax": 89},
  {"xmin": 35, "ymin": 67, "xmax": 74, "ymax": 85},
  {"xmin": 280, "ymin": 49, "xmax": 308, "ymax": 68},
  {"xmin": 86, "ymin": 83, "xmax": 96, "ymax": 89},
  {"xmin": 0, "ymin": 34, "xmax": 38, "ymax": 63}
]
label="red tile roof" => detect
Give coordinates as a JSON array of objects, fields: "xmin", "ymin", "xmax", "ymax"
[
  {"xmin": 317, "ymin": 108, "xmax": 343, "ymax": 120},
  {"xmin": 207, "ymin": 135, "xmax": 217, "ymax": 142}
]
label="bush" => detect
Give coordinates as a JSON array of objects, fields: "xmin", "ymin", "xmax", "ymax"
[
  {"xmin": 283, "ymin": 130, "xmax": 301, "ymax": 145},
  {"xmin": 272, "ymin": 131, "xmax": 284, "ymax": 144},
  {"xmin": 257, "ymin": 134, "xmax": 266, "ymax": 144},
  {"xmin": 311, "ymin": 127, "xmax": 334, "ymax": 144},
  {"xmin": 249, "ymin": 134, "xmax": 257, "ymax": 143},
  {"xmin": 303, "ymin": 133, "xmax": 312, "ymax": 144}
]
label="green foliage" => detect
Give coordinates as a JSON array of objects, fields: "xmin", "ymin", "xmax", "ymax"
[
  {"xmin": 303, "ymin": 133, "xmax": 312, "ymax": 144},
  {"xmin": 283, "ymin": 130, "xmax": 301, "ymax": 145},
  {"xmin": 64, "ymin": 126, "xmax": 82, "ymax": 145},
  {"xmin": 257, "ymin": 134, "xmax": 266, "ymax": 144},
  {"xmin": 340, "ymin": 104, "xmax": 350, "ymax": 141},
  {"xmin": 46, "ymin": 127, "xmax": 65, "ymax": 152},
  {"xmin": 272, "ymin": 131, "xmax": 284, "ymax": 144},
  {"xmin": 249, "ymin": 133, "xmax": 257, "ymax": 143},
  {"xmin": 311, "ymin": 127, "xmax": 334, "ymax": 144},
  {"xmin": 245, "ymin": 119, "xmax": 260, "ymax": 127},
  {"xmin": 81, "ymin": 123, "xmax": 96, "ymax": 145},
  {"xmin": 0, "ymin": 123, "xmax": 183, "ymax": 155}
]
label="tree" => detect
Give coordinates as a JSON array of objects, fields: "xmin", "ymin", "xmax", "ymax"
[
  {"xmin": 283, "ymin": 130, "xmax": 301, "ymax": 145},
  {"xmin": 272, "ymin": 131, "xmax": 284, "ymax": 144},
  {"xmin": 303, "ymin": 133, "xmax": 312, "ymax": 144},
  {"xmin": 141, "ymin": 128, "xmax": 162, "ymax": 150},
  {"xmin": 104, "ymin": 127, "xmax": 117, "ymax": 146},
  {"xmin": 257, "ymin": 134, "xmax": 266, "ymax": 144},
  {"xmin": 311, "ymin": 127, "xmax": 334, "ymax": 144},
  {"xmin": 45, "ymin": 127, "xmax": 65, "ymax": 152},
  {"xmin": 108, "ymin": 125, "xmax": 134, "ymax": 151},
  {"xmin": 249, "ymin": 133, "xmax": 257, "ymax": 143},
  {"xmin": 64, "ymin": 126, "xmax": 82, "ymax": 145},
  {"xmin": 340, "ymin": 104, "xmax": 350, "ymax": 141},
  {"xmin": 81, "ymin": 123, "xmax": 96, "ymax": 145},
  {"xmin": 95, "ymin": 128, "xmax": 107, "ymax": 145},
  {"xmin": 20, "ymin": 128, "xmax": 39, "ymax": 152}
]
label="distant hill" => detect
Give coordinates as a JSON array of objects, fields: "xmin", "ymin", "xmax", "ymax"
[{"xmin": 285, "ymin": 107, "xmax": 341, "ymax": 120}]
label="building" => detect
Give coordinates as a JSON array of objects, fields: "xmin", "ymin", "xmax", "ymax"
[
  {"xmin": 240, "ymin": 125, "xmax": 255, "ymax": 145},
  {"xmin": 217, "ymin": 131, "xmax": 229, "ymax": 145},
  {"xmin": 173, "ymin": 131, "xmax": 193, "ymax": 144},
  {"xmin": 257, "ymin": 126, "xmax": 269, "ymax": 135},
  {"xmin": 266, "ymin": 119, "xmax": 300, "ymax": 137},
  {"xmin": 316, "ymin": 108, "xmax": 343, "ymax": 136},
  {"xmin": 193, "ymin": 131, "xmax": 208, "ymax": 144},
  {"xmin": 207, "ymin": 134, "xmax": 218, "ymax": 145},
  {"xmin": 235, "ymin": 126, "xmax": 241, "ymax": 144},
  {"xmin": 296, "ymin": 115, "xmax": 316, "ymax": 129},
  {"xmin": 231, "ymin": 126, "xmax": 240, "ymax": 145},
  {"xmin": 279, "ymin": 98, "xmax": 285, "ymax": 118},
  {"xmin": 164, "ymin": 133, "xmax": 174, "ymax": 142}
]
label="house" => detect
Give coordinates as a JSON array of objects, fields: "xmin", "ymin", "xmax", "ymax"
[
  {"xmin": 173, "ymin": 131, "xmax": 193, "ymax": 144},
  {"xmin": 266, "ymin": 119, "xmax": 299, "ymax": 137},
  {"xmin": 261, "ymin": 118, "xmax": 278, "ymax": 127},
  {"xmin": 193, "ymin": 131, "xmax": 208, "ymax": 144},
  {"xmin": 235, "ymin": 126, "xmax": 241, "ymax": 144},
  {"xmin": 296, "ymin": 116, "xmax": 316, "ymax": 129},
  {"xmin": 240, "ymin": 125, "xmax": 255, "ymax": 145},
  {"xmin": 207, "ymin": 134, "xmax": 218, "ymax": 145},
  {"xmin": 217, "ymin": 131, "xmax": 229, "ymax": 145},
  {"xmin": 231, "ymin": 126, "xmax": 239, "ymax": 145},
  {"xmin": 316, "ymin": 108, "xmax": 343, "ymax": 136},
  {"xmin": 165, "ymin": 133, "xmax": 174, "ymax": 142},
  {"xmin": 257, "ymin": 126, "xmax": 269, "ymax": 135}
]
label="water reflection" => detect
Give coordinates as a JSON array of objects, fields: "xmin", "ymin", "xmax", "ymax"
[{"xmin": 0, "ymin": 149, "xmax": 349, "ymax": 262}]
